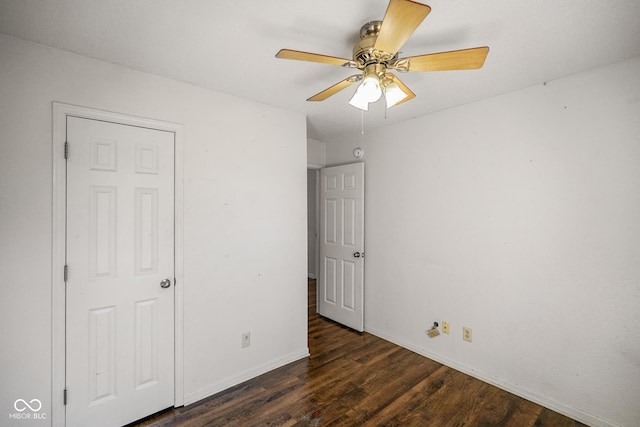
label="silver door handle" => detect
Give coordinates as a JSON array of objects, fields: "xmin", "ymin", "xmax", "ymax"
[
  {"xmin": 354, "ymin": 252, "xmax": 361, "ymax": 258},
  {"xmin": 160, "ymin": 278, "xmax": 172, "ymax": 288}
]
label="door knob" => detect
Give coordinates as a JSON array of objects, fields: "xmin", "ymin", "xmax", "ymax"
[
  {"xmin": 160, "ymin": 278, "xmax": 172, "ymax": 288},
  {"xmin": 354, "ymin": 252, "xmax": 361, "ymax": 258}
]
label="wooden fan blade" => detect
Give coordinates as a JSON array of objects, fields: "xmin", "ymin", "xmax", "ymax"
[
  {"xmin": 404, "ymin": 46, "xmax": 489, "ymax": 71},
  {"xmin": 276, "ymin": 49, "xmax": 354, "ymax": 67},
  {"xmin": 386, "ymin": 73, "xmax": 415, "ymax": 106},
  {"xmin": 374, "ymin": 0, "xmax": 431, "ymax": 55},
  {"xmin": 307, "ymin": 76, "xmax": 361, "ymax": 101}
]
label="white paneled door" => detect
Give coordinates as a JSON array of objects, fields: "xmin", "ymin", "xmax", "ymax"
[
  {"xmin": 66, "ymin": 117, "xmax": 175, "ymax": 427},
  {"xmin": 319, "ymin": 163, "xmax": 364, "ymax": 332}
]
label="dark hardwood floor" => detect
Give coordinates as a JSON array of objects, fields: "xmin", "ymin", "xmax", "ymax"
[{"xmin": 132, "ymin": 279, "xmax": 586, "ymax": 426}]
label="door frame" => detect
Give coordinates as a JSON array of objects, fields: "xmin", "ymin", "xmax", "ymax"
[{"xmin": 51, "ymin": 103, "xmax": 185, "ymax": 427}]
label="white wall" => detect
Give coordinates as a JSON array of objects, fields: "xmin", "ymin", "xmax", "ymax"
[
  {"xmin": 0, "ymin": 33, "xmax": 308, "ymax": 422},
  {"xmin": 325, "ymin": 57, "xmax": 640, "ymax": 427},
  {"xmin": 307, "ymin": 138, "xmax": 326, "ymax": 168}
]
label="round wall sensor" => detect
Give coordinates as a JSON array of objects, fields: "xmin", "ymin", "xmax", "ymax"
[{"xmin": 353, "ymin": 147, "xmax": 364, "ymax": 159}]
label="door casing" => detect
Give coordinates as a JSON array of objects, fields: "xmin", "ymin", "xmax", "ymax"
[{"xmin": 52, "ymin": 103, "xmax": 185, "ymax": 427}]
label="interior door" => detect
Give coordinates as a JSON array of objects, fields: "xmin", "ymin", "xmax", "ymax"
[
  {"xmin": 65, "ymin": 116, "xmax": 175, "ymax": 427},
  {"xmin": 318, "ymin": 163, "xmax": 364, "ymax": 331}
]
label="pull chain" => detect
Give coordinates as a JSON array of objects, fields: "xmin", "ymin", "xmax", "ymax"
[
  {"xmin": 361, "ymin": 109, "xmax": 365, "ymax": 135},
  {"xmin": 384, "ymin": 89, "xmax": 388, "ymax": 119}
]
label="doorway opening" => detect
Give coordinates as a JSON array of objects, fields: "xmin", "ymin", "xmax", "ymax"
[{"xmin": 307, "ymin": 168, "xmax": 320, "ymax": 281}]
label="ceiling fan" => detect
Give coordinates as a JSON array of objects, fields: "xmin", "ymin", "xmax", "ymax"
[{"xmin": 275, "ymin": 0, "xmax": 489, "ymax": 110}]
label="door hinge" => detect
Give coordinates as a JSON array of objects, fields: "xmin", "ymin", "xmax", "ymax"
[
  {"xmin": 64, "ymin": 265, "xmax": 68, "ymax": 282},
  {"xmin": 63, "ymin": 388, "xmax": 67, "ymax": 405},
  {"xmin": 64, "ymin": 141, "xmax": 69, "ymax": 159}
]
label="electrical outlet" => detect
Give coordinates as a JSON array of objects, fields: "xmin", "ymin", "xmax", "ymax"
[
  {"xmin": 241, "ymin": 332, "xmax": 251, "ymax": 348},
  {"xmin": 442, "ymin": 321, "xmax": 450, "ymax": 334},
  {"xmin": 463, "ymin": 327, "xmax": 472, "ymax": 342}
]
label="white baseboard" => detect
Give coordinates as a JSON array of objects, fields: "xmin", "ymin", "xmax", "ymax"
[
  {"xmin": 364, "ymin": 325, "xmax": 619, "ymax": 427},
  {"xmin": 183, "ymin": 348, "xmax": 309, "ymax": 406}
]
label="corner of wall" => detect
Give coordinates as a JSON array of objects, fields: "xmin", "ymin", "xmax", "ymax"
[{"xmin": 307, "ymin": 138, "xmax": 326, "ymax": 168}]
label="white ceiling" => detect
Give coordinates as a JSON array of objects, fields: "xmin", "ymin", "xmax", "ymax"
[{"xmin": 2, "ymin": 0, "xmax": 640, "ymax": 140}]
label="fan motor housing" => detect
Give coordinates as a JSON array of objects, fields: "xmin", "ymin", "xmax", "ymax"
[{"xmin": 359, "ymin": 21, "xmax": 382, "ymax": 39}]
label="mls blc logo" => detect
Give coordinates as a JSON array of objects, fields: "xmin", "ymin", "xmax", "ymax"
[
  {"xmin": 9, "ymin": 399, "xmax": 46, "ymax": 421},
  {"xmin": 14, "ymin": 399, "xmax": 41, "ymax": 412}
]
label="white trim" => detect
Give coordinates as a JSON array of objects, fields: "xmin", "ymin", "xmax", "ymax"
[
  {"xmin": 183, "ymin": 349, "xmax": 309, "ymax": 406},
  {"xmin": 52, "ymin": 103, "xmax": 67, "ymax": 427},
  {"xmin": 314, "ymin": 169, "xmax": 320, "ymax": 283},
  {"xmin": 51, "ymin": 102, "xmax": 185, "ymax": 426},
  {"xmin": 363, "ymin": 325, "xmax": 621, "ymax": 427},
  {"xmin": 173, "ymin": 117, "xmax": 185, "ymax": 407}
]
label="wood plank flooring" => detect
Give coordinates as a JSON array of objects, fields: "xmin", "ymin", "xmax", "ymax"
[{"xmin": 131, "ymin": 280, "xmax": 587, "ymax": 427}]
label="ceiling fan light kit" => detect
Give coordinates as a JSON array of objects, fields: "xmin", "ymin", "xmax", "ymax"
[
  {"xmin": 347, "ymin": 63, "xmax": 413, "ymax": 111},
  {"xmin": 276, "ymin": 0, "xmax": 489, "ymax": 111}
]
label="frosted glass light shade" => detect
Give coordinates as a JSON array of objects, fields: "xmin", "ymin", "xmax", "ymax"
[
  {"xmin": 384, "ymin": 82, "xmax": 408, "ymax": 108},
  {"xmin": 359, "ymin": 75, "xmax": 382, "ymax": 102},
  {"xmin": 348, "ymin": 91, "xmax": 369, "ymax": 110},
  {"xmin": 348, "ymin": 74, "xmax": 383, "ymax": 111}
]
